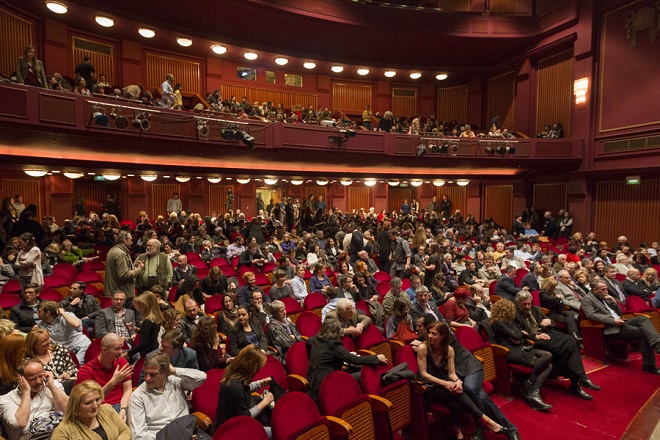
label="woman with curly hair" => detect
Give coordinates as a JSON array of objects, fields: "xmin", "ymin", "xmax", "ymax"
[
  {"xmin": 161, "ymin": 308, "xmax": 181, "ymax": 332},
  {"xmin": 189, "ymin": 315, "xmax": 231, "ymax": 371},
  {"xmin": 491, "ymin": 299, "xmax": 552, "ymax": 411}
]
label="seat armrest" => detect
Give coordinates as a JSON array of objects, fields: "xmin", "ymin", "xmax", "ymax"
[
  {"xmin": 491, "ymin": 344, "xmax": 510, "ymax": 355},
  {"xmin": 287, "ymin": 374, "xmax": 309, "ymax": 392},
  {"xmin": 579, "ymin": 320, "xmax": 605, "ymax": 329},
  {"xmin": 368, "ymin": 394, "xmax": 393, "ymax": 412},
  {"xmin": 356, "ymin": 349, "xmax": 377, "ymax": 356},
  {"xmin": 191, "ymin": 412, "xmax": 212, "ymax": 431},
  {"xmin": 326, "ymin": 415, "xmax": 353, "ymax": 437}
]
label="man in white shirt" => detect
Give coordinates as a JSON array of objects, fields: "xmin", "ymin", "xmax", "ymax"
[
  {"xmin": 161, "ymin": 73, "xmax": 175, "ymax": 108},
  {"xmin": 38, "ymin": 300, "xmax": 91, "ymax": 364},
  {"xmin": 0, "ymin": 360, "xmax": 69, "ymax": 440},
  {"xmin": 129, "ymin": 352, "xmax": 206, "ymax": 440}
]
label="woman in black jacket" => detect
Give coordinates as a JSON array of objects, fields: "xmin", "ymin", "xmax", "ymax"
[
  {"xmin": 229, "ymin": 305, "xmax": 268, "ymax": 356},
  {"xmin": 126, "ymin": 291, "xmax": 163, "ymax": 361}
]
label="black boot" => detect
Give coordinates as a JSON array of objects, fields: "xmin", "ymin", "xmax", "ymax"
[{"xmin": 526, "ymin": 386, "xmax": 553, "ymax": 411}]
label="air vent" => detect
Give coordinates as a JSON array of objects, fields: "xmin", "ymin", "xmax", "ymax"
[
  {"xmin": 603, "ymin": 136, "xmax": 660, "ymax": 153},
  {"xmin": 73, "ymin": 37, "xmax": 112, "ymax": 56},
  {"xmin": 392, "ymin": 88, "xmax": 416, "ymax": 97}
]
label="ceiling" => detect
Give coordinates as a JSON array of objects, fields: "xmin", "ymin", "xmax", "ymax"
[{"xmin": 13, "ymin": 0, "xmax": 575, "ymax": 82}]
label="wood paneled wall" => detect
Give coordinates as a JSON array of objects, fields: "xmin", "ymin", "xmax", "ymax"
[
  {"xmin": 533, "ymin": 183, "xmax": 567, "ymax": 216},
  {"xmin": 388, "ymin": 187, "xmax": 413, "ymax": 213},
  {"xmin": 250, "ymin": 88, "xmax": 292, "ymax": 109},
  {"xmin": 536, "ymin": 49, "xmax": 573, "ymax": 137},
  {"xmin": 483, "ymin": 185, "xmax": 513, "ymax": 228},
  {"xmin": 74, "ymin": 181, "xmax": 110, "ymax": 218},
  {"xmin": 347, "ymin": 187, "xmax": 371, "ymax": 213},
  {"xmin": 594, "ymin": 180, "xmax": 660, "ymax": 249},
  {"xmin": 295, "ymin": 93, "xmax": 318, "ymax": 108},
  {"xmin": 221, "ymin": 84, "xmax": 247, "ymax": 102},
  {"xmin": 146, "ymin": 53, "xmax": 200, "ymax": 94},
  {"xmin": 2, "ymin": 179, "xmax": 42, "ymax": 220},
  {"xmin": 438, "ymin": 86, "xmax": 468, "ymax": 125},
  {"xmin": 151, "ymin": 184, "xmax": 180, "ymax": 219},
  {"xmin": 435, "ymin": 187, "xmax": 467, "ymax": 218},
  {"xmin": 332, "ymin": 83, "xmax": 372, "ymax": 113},
  {"xmin": 72, "ymin": 36, "xmax": 115, "ymax": 85},
  {"xmin": 487, "ymin": 71, "xmax": 515, "ymax": 129},
  {"xmin": 391, "ymin": 88, "xmax": 418, "ymax": 118},
  {"xmin": 0, "ymin": 7, "xmax": 32, "ymax": 78},
  {"xmin": 208, "ymin": 185, "xmax": 233, "ymax": 215},
  {"xmin": 303, "ymin": 187, "xmax": 327, "ymax": 207}
]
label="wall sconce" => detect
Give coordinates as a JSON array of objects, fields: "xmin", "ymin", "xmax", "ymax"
[
  {"xmin": 207, "ymin": 177, "xmax": 222, "ymax": 183},
  {"xmin": 290, "ymin": 179, "xmax": 304, "ymax": 185},
  {"xmin": 456, "ymin": 180, "xmax": 469, "ymax": 187},
  {"xmin": 141, "ymin": 175, "xmax": 158, "ymax": 182},
  {"xmin": 340, "ymin": 180, "xmax": 353, "ymax": 186},
  {"xmin": 264, "ymin": 178, "xmax": 278, "ymax": 185},
  {"xmin": 102, "ymin": 173, "xmax": 121, "ymax": 181},
  {"xmin": 316, "ymin": 180, "xmax": 329, "ymax": 186},
  {"xmin": 24, "ymin": 169, "xmax": 48, "ymax": 177},
  {"xmin": 63, "ymin": 172, "xmax": 84, "ymax": 179},
  {"xmin": 574, "ymin": 77, "xmax": 589, "ymax": 104},
  {"xmin": 175, "ymin": 176, "xmax": 191, "ymax": 182},
  {"xmin": 364, "ymin": 180, "xmax": 377, "ymax": 187},
  {"xmin": 410, "ymin": 180, "xmax": 423, "ymax": 187},
  {"xmin": 387, "ymin": 181, "xmax": 400, "ymax": 186},
  {"xmin": 236, "ymin": 178, "xmax": 251, "ymax": 184},
  {"xmin": 433, "ymin": 180, "xmax": 445, "ymax": 187}
]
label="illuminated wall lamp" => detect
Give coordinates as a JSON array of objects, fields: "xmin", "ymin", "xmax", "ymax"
[
  {"xmin": 24, "ymin": 169, "xmax": 48, "ymax": 177},
  {"xmin": 316, "ymin": 180, "xmax": 329, "ymax": 186},
  {"xmin": 574, "ymin": 77, "xmax": 589, "ymax": 104},
  {"xmin": 364, "ymin": 180, "xmax": 377, "ymax": 187},
  {"xmin": 236, "ymin": 178, "xmax": 251, "ymax": 184},
  {"xmin": 207, "ymin": 177, "xmax": 222, "ymax": 183},
  {"xmin": 138, "ymin": 28, "xmax": 155, "ymax": 38},
  {"xmin": 63, "ymin": 172, "xmax": 84, "ymax": 179},
  {"xmin": 410, "ymin": 180, "xmax": 423, "ymax": 187},
  {"xmin": 176, "ymin": 37, "xmax": 192, "ymax": 47},
  {"xmin": 456, "ymin": 180, "xmax": 469, "ymax": 187},
  {"xmin": 211, "ymin": 44, "xmax": 227, "ymax": 54},
  {"xmin": 290, "ymin": 179, "xmax": 304, "ymax": 185},
  {"xmin": 433, "ymin": 179, "xmax": 446, "ymax": 187},
  {"xmin": 102, "ymin": 173, "xmax": 121, "ymax": 181},
  {"xmin": 141, "ymin": 175, "xmax": 158, "ymax": 182},
  {"xmin": 244, "ymin": 51, "xmax": 258, "ymax": 60},
  {"xmin": 175, "ymin": 176, "xmax": 191, "ymax": 182},
  {"xmin": 45, "ymin": 1, "xmax": 68, "ymax": 14},
  {"xmin": 95, "ymin": 16, "xmax": 114, "ymax": 27},
  {"xmin": 387, "ymin": 181, "xmax": 400, "ymax": 186},
  {"xmin": 340, "ymin": 180, "xmax": 353, "ymax": 186},
  {"xmin": 264, "ymin": 178, "xmax": 278, "ymax": 185}
]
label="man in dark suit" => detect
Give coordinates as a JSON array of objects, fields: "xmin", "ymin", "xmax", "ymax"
[
  {"xmin": 172, "ymin": 254, "xmax": 197, "ymax": 285},
  {"xmin": 95, "ymin": 291, "xmax": 137, "ymax": 344},
  {"xmin": 582, "ymin": 280, "xmax": 660, "ymax": 374},
  {"xmin": 324, "ymin": 298, "xmax": 371, "ymax": 339},
  {"xmin": 541, "ymin": 211, "xmax": 557, "ymax": 239},
  {"xmin": 495, "ymin": 266, "xmax": 526, "ymax": 301},
  {"xmin": 515, "ymin": 291, "xmax": 600, "ymax": 400},
  {"xmin": 603, "ymin": 265, "xmax": 627, "ymax": 302},
  {"xmin": 409, "ymin": 286, "xmax": 442, "ymax": 325},
  {"xmin": 519, "ymin": 262, "xmax": 542, "ymax": 291},
  {"xmin": 347, "ymin": 222, "xmax": 364, "ymax": 263},
  {"xmin": 160, "ymin": 329, "xmax": 199, "ymax": 369},
  {"xmin": 622, "ymin": 268, "xmax": 652, "ymax": 302}
]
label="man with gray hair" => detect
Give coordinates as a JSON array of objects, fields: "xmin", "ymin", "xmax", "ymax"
[
  {"xmin": 410, "ymin": 286, "xmax": 442, "ymax": 325},
  {"xmin": 514, "ymin": 291, "xmax": 599, "ymax": 400},
  {"xmin": 519, "ymin": 262, "xmax": 543, "ymax": 291},
  {"xmin": 555, "ymin": 270, "xmax": 582, "ymax": 319},
  {"xmin": 104, "ymin": 231, "xmax": 144, "ymax": 307},
  {"xmin": 382, "ymin": 277, "xmax": 412, "ymax": 318},
  {"xmin": 324, "ymin": 298, "xmax": 371, "ymax": 337},
  {"xmin": 135, "ymin": 238, "xmax": 173, "ymax": 293}
]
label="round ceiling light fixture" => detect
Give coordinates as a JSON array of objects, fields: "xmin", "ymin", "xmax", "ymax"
[
  {"xmin": 24, "ymin": 169, "xmax": 48, "ymax": 177},
  {"xmin": 95, "ymin": 16, "xmax": 114, "ymax": 27},
  {"xmin": 176, "ymin": 37, "xmax": 192, "ymax": 47},
  {"xmin": 207, "ymin": 177, "xmax": 221, "ymax": 183},
  {"xmin": 364, "ymin": 179, "xmax": 377, "ymax": 186},
  {"xmin": 236, "ymin": 178, "xmax": 251, "ymax": 184},
  {"xmin": 456, "ymin": 179, "xmax": 469, "ymax": 186},
  {"xmin": 138, "ymin": 28, "xmax": 155, "ymax": 38},
  {"xmin": 357, "ymin": 68, "xmax": 370, "ymax": 76},
  {"xmin": 45, "ymin": 1, "xmax": 68, "ymax": 14},
  {"xmin": 264, "ymin": 178, "xmax": 278, "ymax": 185},
  {"xmin": 331, "ymin": 65, "xmax": 344, "ymax": 73},
  {"xmin": 290, "ymin": 179, "xmax": 304, "ymax": 186},
  {"xmin": 102, "ymin": 173, "xmax": 121, "ymax": 181},
  {"xmin": 410, "ymin": 180, "xmax": 423, "ymax": 187},
  {"xmin": 409, "ymin": 72, "xmax": 422, "ymax": 79},
  {"xmin": 340, "ymin": 180, "xmax": 353, "ymax": 186},
  {"xmin": 432, "ymin": 179, "xmax": 446, "ymax": 187},
  {"xmin": 274, "ymin": 57, "xmax": 288, "ymax": 66},
  {"xmin": 211, "ymin": 44, "xmax": 227, "ymax": 54},
  {"xmin": 63, "ymin": 172, "xmax": 84, "ymax": 179},
  {"xmin": 387, "ymin": 181, "xmax": 400, "ymax": 186},
  {"xmin": 175, "ymin": 176, "xmax": 191, "ymax": 182},
  {"xmin": 436, "ymin": 73, "xmax": 448, "ymax": 81},
  {"xmin": 384, "ymin": 70, "xmax": 397, "ymax": 78},
  {"xmin": 303, "ymin": 62, "xmax": 317, "ymax": 69},
  {"xmin": 140, "ymin": 174, "xmax": 158, "ymax": 182},
  {"xmin": 243, "ymin": 51, "xmax": 258, "ymax": 60},
  {"xmin": 316, "ymin": 179, "xmax": 329, "ymax": 186}
]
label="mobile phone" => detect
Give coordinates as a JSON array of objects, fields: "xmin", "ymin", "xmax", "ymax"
[{"xmin": 43, "ymin": 376, "xmax": 49, "ymax": 384}]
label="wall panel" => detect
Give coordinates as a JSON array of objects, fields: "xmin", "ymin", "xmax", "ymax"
[
  {"xmin": 74, "ymin": 181, "xmax": 108, "ymax": 218},
  {"xmin": 0, "ymin": 7, "xmax": 32, "ymax": 78},
  {"xmin": 347, "ymin": 187, "xmax": 371, "ymax": 213},
  {"xmin": 72, "ymin": 36, "xmax": 115, "ymax": 86},
  {"xmin": 249, "ymin": 88, "xmax": 293, "ymax": 110},
  {"xmin": 146, "ymin": 53, "xmax": 200, "ymax": 94},
  {"xmin": 295, "ymin": 93, "xmax": 318, "ymax": 109},
  {"xmin": 221, "ymin": 84, "xmax": 247, "ymax": 103},
  {"xmin": 536, "ymin": 49, "xmax": 573, "ymax": 137},
  {"xmin": 487, "ymin": 71, "xmax": 515, "ymax": 129},
  {"xmin": 483, "ymin": 185, "xmax": 512, "ymax": 228},
  {"xmin": 151, "ymin": 184, "xmax": 180, "ymax": 219},
  {"xmin": 594, "ymin": 180, "xmax": 660, "ymax": 248},
  {"xmin": 388, "ymin": 187, "xmax": 412, "ymax": 213},
  {"xmin": 437, "ymin": 86, "xmax": 468, "ymax": 125},
  {"xmin": 332, "ymin": 83, "xmax": 372, "ymax": 114},
  {"xmin": 533, "ymin": 183, "xmax": 567, "ymax": 217},
  {"xmin": 3, "ymin": 179, "xmax": 42, "ymax": 220},
  {"xmin": 391, "ymin": 88, "xmax": 418, "ymax": 118},
  {"xmin": 208, "ymin": 185, "xmax": 233, "ymax": 214},
  {"xmin": 436, "ymin": 187, "xmax": 467, "ymax": 218}
]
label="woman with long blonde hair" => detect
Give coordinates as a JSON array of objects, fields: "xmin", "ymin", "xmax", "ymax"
[{"xmin": 126, "ymin": 291, "xmax": 163, "ymax": 360}]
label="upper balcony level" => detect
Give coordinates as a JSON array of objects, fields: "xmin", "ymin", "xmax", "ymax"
[{"xmin": 0, "ymin": 82, "xmax": 584, "ymax": 180}]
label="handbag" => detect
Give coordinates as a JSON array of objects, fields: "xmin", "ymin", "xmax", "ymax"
[{"xmin": 392, "ymin": 321, "xmax": 418, "ymax": 344}]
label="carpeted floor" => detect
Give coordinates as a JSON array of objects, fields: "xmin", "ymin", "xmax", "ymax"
[{"xmin": 427, "ymin": 353, "xmax": 660, "ymax": 440}]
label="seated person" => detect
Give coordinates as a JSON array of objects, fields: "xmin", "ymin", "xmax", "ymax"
[
  {"xmin": 382, "ymin": 277, "xmax": 412, "ymax": 318},
  {"xmin": 269, "ymin": 269, "xmax": 295, "ymax": 301},
  {"xmin": 443, "ymin": 288, "xmax": 478, "ymax": 330},
  {"xmin": 201, "ymin": 266, "xmax": 235, "ymax": 298},
  {"xmin": 10, "ymin": 282, "xmax": 42, "ymax": 333},
  {"xmin": 238, "ymin": 243, "xmax": 266, "ymax": 269},
  {"xmin": 38, "ymin": 300, "xmax": 91, "ymax": 365},
  {"xmin": 172, "ymin": 255, "xmax": 197, "ymax": 286},
  {"xmin": 189, "ymin": 316, "xmax": 231, "ymax": 371},
  {"xmin": 236, "ymin": 272, "xmax": 269, "ymax": 306},
  {"xmin": 24, "ymin": 329, "xmax": 78, "ymax": 394},
  {"xmin": 216, "ymin": 293, "xmax": 239, "ymax": 335},
  {"xmin": 159, "ymin": 329, "xmax": 199, "ymax": 370},
  {"xmin": 179, "ymin": 298, "xmax": 202, "ymax": 343},
  {"xmin": 267, "ymin": 300, "xmax": 304, "ymax": 360},
  {"xmin": 405, "ymin": 275, "xmax": 423, "ymax": 301},
  {"xmin": 129, "ymin": 352, "xmax": 206, "ymax": 440},
  {"xmin": 59, "ymin": 281, "xmax": 100, "ymax": 336},
  {"xmin": 95, "ymin": 291, "xmax": 137, "ymax": 344},
  {"xmin": 622, "ymin": 268, "xmax": 652, "ymax": 302},
  {"xmin": 290, "ymin": 264, "xmax": 309, "ymax": 301},
  {"xmin": 229, "ymin": 305, "xmax": 268, "ymax": 356},
  {"xmin": 0, "ymin": 359, "xmax": 69, "ymax": 440},
  {"xmin": 323, "ymin": 298, "xmax": 371, "ymax": 339}
]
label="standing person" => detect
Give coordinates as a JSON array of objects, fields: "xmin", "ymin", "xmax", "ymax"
[
  {"xmin": 104, "ymin": 231, "xmax": 145, "ymax": 308},
  {"xmin": 161, "ymin": 73, "xmax": 176, "ymax": 108},
  {"xmin": 135, "ymin": 239, "xmax": 173, "ymax": 294},
  {"xmin": 12, "ymin": 195, "xmax": 26, "ymax": 218},
  {"xmin": 172, "ymin": 82, "xmax": 183, "ymax": 110},
  {"xmin": 440, "ymin": 195, "xmax": 451, "ymax": 220},
  {"xmin": 15, "ymin": 45, "xmax": 48, "ymax": 88},
  {"xmin": 51, "ymin": 380, "xmax": 131, "ymax": 440},
  {"xmin": 377, "ymin": 219, "xmax": 393, "ymax": 273},
  {"xmin": 103, "ymin": 195, "xmax": 119, "ymax": 218},
  {"xmin": 362, "ymin": 104, "xmax": 373, "ymax": 130},
  {"xmin": 166, "ymin": 192, "xmax": 183, "ymax": 216},
  {"xmin": 388, "ymin": 228, "xmax": 411, "ymax": 279},
  {"xmin": 74, "ymin": 56, "xmax": 96, "ymax": 89},
  {"xmin": 125, "ymin": 292, "xmax": 163, "ymax": 361},
  {"xmin": 15, "ymin": 232, "xmax": 43, "ymax": 288}
]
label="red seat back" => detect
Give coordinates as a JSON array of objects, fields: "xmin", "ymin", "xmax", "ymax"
[
  {"xmin": 285, "ymin": 341, "xmax": 309, "ymax": 378},
  {"xmin": 625, "ymin": 295, "xmax": 656, "ymax": 312},
  {"xmin": 395, "ymin": 344, "xmax": 418, "ymax": 373},
  {"xmin": 295, "ymin": 311, "xmax": 322, "ymax": 338},
  {"xmin": 84, "ymin": 339, "xmax": 103, "ymax": 364},
  {"xmin": 214, "ymin": 415, "xmax": 268, "ymax": 440},
  {"xmin": 81, "ymin": 261, "xmax": 106, "ymax": 272},
  {"xmin": 191, "ymin": 369, "xmax": 224, "ymax": 418},
  {"xmin": 1, "ymin": 279, "xmax": 22, "ymax": 295},
  {"xmin": 252, "ymin": 355, "xmax": 289, "ymax": 392},
  {"xmin": 454, "ymin": 326, "xmax": 488, "ymax": 351},
  {"xmin": 272, "ymin": 392, "xmax": 328, "ymax": 440},
  {"xmin": 75, "ymin": 271, "xmax": 103, "ymax": 284},
  {"xmin": 132, "ymin": 356, "xmax": 146, "ymax": 387},
  {"xmin": 40, "ymin": 289, "xmax": 65, "ymax": 301},
  {"xmin": 303, "ymin": 293, "xmax": 327, "ymax": 310},
  {"xmin": 0, "ymin": 294, "xmax": 21, "ymax": 310},
  {"xmin": 186, "ymin": 252, "xmax": 202, "ymax": 262},
  {"xmin": 43, "ymin": 275, "xmax": 69, "ymax": 289},
  {"xmin": 319, "ymin": 371, "xmax": 365, "ymax": 416},
  {"xmin": 210, "ymin": 258, "xmax": 231, "ymax": 268},
  {"xmin": 281, "ymin": 296, "xmax": 303, "ymax": 314},
  {"xmin": 52, "ymin": 263, "xmax": 79, "ymax": 284},
  {"xmin": 204, "ymin": 295, "xmax": 224, "ymax": 315},
  {"xmin": 356, "ymin": 324, "xmax": 387, "ymax": 350}
]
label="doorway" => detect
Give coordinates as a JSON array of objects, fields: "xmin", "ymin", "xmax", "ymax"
[{"xmin": 256, "ymin": 187, "xmax": 282, "ymax": 215}]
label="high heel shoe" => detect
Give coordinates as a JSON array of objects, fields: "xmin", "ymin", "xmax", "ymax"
[{"xmin": 494, "ymin": 426, "xmax": 521, "ymax": 440}]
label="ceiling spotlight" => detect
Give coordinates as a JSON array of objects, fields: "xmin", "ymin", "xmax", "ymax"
[
  {"xmin": 357, "ymin": 68, "xmax": 370, "ymax": 76},
  {"xmin": 132, "ymin": 113, "xmax": 150, "ymax": 131},
  {"xmin": 433, "ymin": 180, "xmax": 446, "ymax": 187},
  {"xmin": 364, "ymin": 180, "xmax": 377, "ymax": 187},
  {"xmin": 384, "ymin": 70, "xmax": 397, "ymax": 78},
  {"xmin": 416, "ymin": 143, "xmax": 427, "ymax": 158},
  {"xmin": 264, "ymin": 178, "xmax": 278, "ymax": 185},
  {"xmin": 331, "ymin": 65, "xmax": 344, "ymax": 73},
  {"xmin": 340, "ymin": 180, "xmax": 353, "ymax": 186},
  {"xmin": 176, "ymin": 37, "xmax": 192, "ymax": 47},
  {"xmin": 102, "ymin": 173, "xmax": 121, "ymax": 181},
  {"xmin": 211, "ymin": 44, "xmax": 227, "ymax": 54},
  {"xmin": 244, "ymin": 51, "xmax": 258, "ymax": 60},
  {"xmin": 456, "ymin": 180, "xmax": 469, "ymax": 186},
  {"xmin": 175, "ymin": 176, "xmax": 191, "ymax": 182},
  {"xmin": 316, "ymin": 180, "xmax": 329, "ymax": 186},
  {"xmin": 275, "ymin": 57, "xmax": 288, "ymax": 66},
  {"xmin": 197, "ymin": 120, "xmax": 209, "ymax": 139},
  {"xmin": 410, "ymin": 72, "xmax": 422, "ymax": 79},
  {"xmin": 410, "ymin": 180, "xmax": 423, "ymax": 187},
  {"xmin": 290, "ymin": 179, "xmax": 304, "ymax": 185},
  {"xmin": 207, "ymin": 177, "xmax": 222, "ymax": 183},
  {"xmin": 303, "ymin": 62, "xmax": 317, "ymax": 69},
  {"xmin": 95, "ymin": 16, "xmax": 114, "ymax": 27},
  {"xmin": 45, "ymin": 1, "xmax": 68, "ymax": 14},
  {"xmin": 236, "ymin": 178, "xmax": 251, "ymax": 184},
  {"xmin": 93, "ymin": 106, "xmax": 108, "ymax": 126},
  {"xmin": 138, "ymin": 28, "xmax": 155, "ymax": 38},
  {"xmin": 24, "ymin": 169, "xmax": 48, "ymax": 177},
  {"xmin": 63, "ymin": 172, "xmax": 84, "ymax": 179},
  {"xmin": 239, "ymin": 131, "xmax": 255, "ymax": 150},
  {"xmin": 388, "ymin": 181, "xmax": 400, "ymax": 186},
  {"xmin": 141, "ymin": 175, "xmax": 158, "ymax": 182},
  {"xmin": 436, "ymin": 73, "xmax": 448, "ymax": 81}
]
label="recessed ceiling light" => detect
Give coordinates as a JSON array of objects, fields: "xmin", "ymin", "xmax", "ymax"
[
  {"xmin": 357, "ymin": 68, "xmax": 370, "ymax": 76},
  {"xmin": 141, "ymin": 175, "xmax": 158, "ymax": 182},
  {"xmin": 45, "ymin": 1, "xmax": 68, "ymax": 14},
  {"xmin": 331, "ymin": 65, "xmax": 344, "ymax": 73},
  {"xmin": 211, "ymin": 44, "xmax": 227, "ymax": 54},
  {"xmin": 95, "ymin": 16, "xmax": 114, "ymax": 27},
  {"xmin": 24, "ymin": 169, "xmax": 48, "ymax": 177},
  {"xmin": 244, "ymin": 51, "xmax": 258, "ymax": 60},
  {"xmin": 384, "ymin": 70, "xmax": 397, "ymax": 78},
  {"xmin": 138, "ymin": 28, "xmax": 155, "ymax": 38},
  {"xmin": 364, "ymin": 179, "xmax": 377, "ymax": 186},
  {"xmin": 207, "ymin": 177, "xmax": 222, "ymax": 183},
  {"xmin": 436, "ymin": 73, "xmax": 448, "ymax": 80},
  {"xmin": 102, "ymin": 173, "xmax": 121, "ymax": 181},
  {"xmin": 274, "ymin": 57, "xmax": 288, "ymax": 66},
  {"xmin": 176, "ymin": 38, "xmax": 192, "ymax": 47},
  {"xmin": 410, "ymin": 72, "xmax": 422, "ymax": 79},
  {"xmin": 303, "ymin": 62, "xmax": 317, "ymax": 69},
  {"xmin": 63, "ymin": 172, "xmax": 84, "ymax": 179}
]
